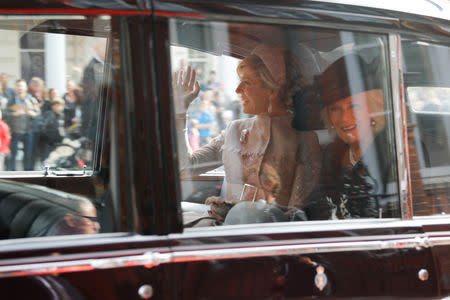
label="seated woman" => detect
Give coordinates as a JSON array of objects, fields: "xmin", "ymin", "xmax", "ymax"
[
  {"xmin": 306, "ymin": 54, "xmax": 398, "ymax": 220},
  {"xmin": 175, "ymin": 44, "xmax": 322, "ymax": 224}
]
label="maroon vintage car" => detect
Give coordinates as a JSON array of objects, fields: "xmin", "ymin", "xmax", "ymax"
[{"xmin": 0, "ymin": 0, "xmax": 448, "ymax": 299}]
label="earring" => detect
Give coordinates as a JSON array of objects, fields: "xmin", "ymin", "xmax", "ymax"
[
  {"xmin": 371, "ymin": 119, "xmax": 376, "ymax": 127},
  {"xmin": 267, "ymin": 101, "xmax": 273, "ymax": 114}
]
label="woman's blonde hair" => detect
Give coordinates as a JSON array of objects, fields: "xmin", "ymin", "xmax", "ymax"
[
  {"xmin": 260, "ymin": 163, "xmax": 281, "ymax": 198},
  {"xmin": 321, "ymin": 106, "xmax": 333, "ymax": 133},
  {"xmin": 237, "ymin": 54, "xmax": 306, "ymax": 109}
]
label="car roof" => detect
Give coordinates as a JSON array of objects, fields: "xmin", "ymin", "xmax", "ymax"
[{"xmin": 314, "ymin": 0, "xmax": 450, "ymax": 21}]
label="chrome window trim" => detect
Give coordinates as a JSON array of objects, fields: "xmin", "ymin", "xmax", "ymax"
[
  {"xmin": 169, "ymin": 233, "xmax": 449, "ymax": 262},
  {"xmin": 389, "ymin": 33, "xmax": 413, "ymax": 219},
  {"xmin": 0, "ymin": 170, "xmax": 95, "ymax": 178},
  {"xmin": 0, "ymin": 233, "xmax": 161, "ymax": 252},
  {"xmin": 0, "ymin": 231, "xmax": 448, "ymax": 278},
  {"xmin": 178, "ymin": 217, "xmax": 446, "ymax": 239}
]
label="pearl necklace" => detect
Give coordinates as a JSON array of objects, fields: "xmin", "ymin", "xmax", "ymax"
[{"xmin": 349, "ymin": 147, "xmax": 357, "ymax": 166}]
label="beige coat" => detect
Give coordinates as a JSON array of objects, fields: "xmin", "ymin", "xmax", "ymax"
[{"xmin": 182, "ymin": 114, "xmax": 322, "ymax": 209}]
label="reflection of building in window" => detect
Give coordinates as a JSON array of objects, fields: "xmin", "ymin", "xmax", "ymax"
[
  {"xmin": 0, "ymin": 28, "xmax": 104, "ymax": 95},
  {"xmin": 407, "ymin": 87, "xmax": 450, "ymax": 170},
  {"xmin": 408, "ymin": 87, "xmax": 450, "ymax": 113},
  {"xmin": 403, "ymin": 39, "xmax": 450, "ymax": 216}
]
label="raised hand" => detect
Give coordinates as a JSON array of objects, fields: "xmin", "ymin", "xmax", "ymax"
[{"xmin": 172, "ymin": 66, "xmax": 200, "ymax": 114}]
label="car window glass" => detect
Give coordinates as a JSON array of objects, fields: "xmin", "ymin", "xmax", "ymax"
[
  {"xmin": 402, "ymin": 39, "xmax": 450, "ymax": 216},
  {"xmin": 169, "ymin": 20, "xmax": 401, "ymax": 228},
  {"xmin": 0, "ymin": 17, "xmax": 109, "ymax": 174},
  {"xmin": 0, "ymin": 16, "xmax": 114, "ymax": 240}
]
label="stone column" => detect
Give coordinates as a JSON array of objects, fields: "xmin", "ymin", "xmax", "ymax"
[{"xmin": 45, "ymin": 33, "xmax": 66, "ymax": 94}]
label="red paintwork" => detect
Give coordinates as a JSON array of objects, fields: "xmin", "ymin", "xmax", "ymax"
[{"xmin": 0, "ymin": 8, "xmax": 149, "ymax": 15}]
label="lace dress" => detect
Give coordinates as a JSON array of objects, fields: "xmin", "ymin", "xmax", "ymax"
[
  {"xmin": 181, "ymin": 113, "xmax": 322, "ymax": 209},
  {"xmin": 306, "ymin": 130, "xmax": 399, "ymax": 220}
]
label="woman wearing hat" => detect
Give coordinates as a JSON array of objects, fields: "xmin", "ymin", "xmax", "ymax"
[
  {"xmin": 306, "ymin": 54, "xmax": 398, "ymax": 220},
  {"xmin": 175, "ymin": 44, "xmax": 322, "ymax": 224}
]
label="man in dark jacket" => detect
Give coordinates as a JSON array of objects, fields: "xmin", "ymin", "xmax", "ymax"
[{"xmin": 5, "ymin": 79, "xmax": 40, "ymax": 170}]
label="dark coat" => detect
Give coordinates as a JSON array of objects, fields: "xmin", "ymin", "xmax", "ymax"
[
  {"xmin": 41, "ymin": 110, "xmax": 65, "ymax": 146},
  {"xmin": 305, "ymin": 130, "xmax": 399, "ymax": 220},
  {"xmin": 81, "ymin": 57, "xmax": 104, "ymax": 141}
]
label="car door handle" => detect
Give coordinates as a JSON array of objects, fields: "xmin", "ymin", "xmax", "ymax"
[{"xmin": 0, "ymin": 251, "xmax": 171, "ymax": 278}]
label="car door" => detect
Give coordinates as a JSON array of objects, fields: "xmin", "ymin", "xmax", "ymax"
[
  {"xmin": 149, "ymin": 1, "xmax": 450, "ymax": 298},
  {"xmin": 0, "ymin": 2, "xmax": 178, "ymax": 299},
  {"xmin": 401, "ymin": 35, "xmax": 450, "ymax": 296}
]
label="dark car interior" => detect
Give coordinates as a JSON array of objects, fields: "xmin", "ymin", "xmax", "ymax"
[{"xmin": 0, "ymin": 180, "xmax": 95, "ymax": 238}]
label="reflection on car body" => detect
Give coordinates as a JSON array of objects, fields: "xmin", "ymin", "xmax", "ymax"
[
  {"xmin": 0, "ymin": 0, "xmax": 448, "ymax": 299},
  {"xmin": 0, "ymin": 179, "xmax": 99, "ymax": 238}
]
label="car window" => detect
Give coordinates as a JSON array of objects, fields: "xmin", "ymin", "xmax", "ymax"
[
  {"xmin": 169, "ymin": 20, "xmax": 401, "ymax": 228},
  {"xmin": 0, "ymin": 16, "xmax": 114, "ymax": 240},
  {"xmin": 0, "ymin": 16, "xmax": 110, "ymax": 174},
  {"xmin": 402, "ymin": 39, "xmax": 450, "ymax": 216}
]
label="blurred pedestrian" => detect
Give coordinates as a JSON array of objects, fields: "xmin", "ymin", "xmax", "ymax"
[
  {"xmin": 64, "ymin": 86, "xmax": 83, "ymax": 129},
  {"xmin": 0, "ymin": 85, "xmax": 9, "ymax": 112},
  {"xmin": 212, "ymin": 91, "xmax": 226, "ymax": 131},
  {"xmin": 81, "ymin": 39, "xmax": 106, "ymax": 144},
  {"xmin": 192, "ymin": 100, "xmax": 215, "ymax": 146},
  {"xmin": 0, "ymin": 110, "xmax": 11, "ymax": 171},
  {"xmin": 189, "ymin": 119, "xmax": 200, "ymax": 151},
  {"xmin": 40, "ymin": 97, "xmax": 66, "ymax": 161},
  {"xmin": 5, "ymin": 79, "xmax": 40, "ymax": 170},
  {"xmin": 0, "ymin": 73, "xmax": 15, "ymax": 101},
  {"xmin": 28, "ymin": 77, "xmax": 46, "ymax": 108},
  {"xmin": 206, "ymin": 70, "xmax": 221, "ymax": 91},
  {"xmin": 42, "ymin": 87, "xmax": 60, "ymax": 113}
]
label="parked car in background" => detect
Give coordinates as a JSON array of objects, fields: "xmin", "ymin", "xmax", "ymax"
[{"xmin": 0, "ymin": 0, "xmax": 449, "ymax": 299}]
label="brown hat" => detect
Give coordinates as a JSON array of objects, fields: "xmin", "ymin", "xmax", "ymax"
[
  {"xmin": 315, "ymin": 54, "xmax": 382, "ymax": 106},
  {"xmin": 251, "ymin": 43, "xmax": 287, "ymax": 86}
]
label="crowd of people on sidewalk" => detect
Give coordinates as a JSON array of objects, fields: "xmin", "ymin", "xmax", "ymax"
[
  {"xmin": 0, "ymin": 40, "xmax": 106, "ymax": 171},
  {"xmin": 186, "ymin": 68, "xmax": 242, "ymax": 150},
  {"xmin": 0, "ymin": 74, "xmax": 86, "ymax": 171}
]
